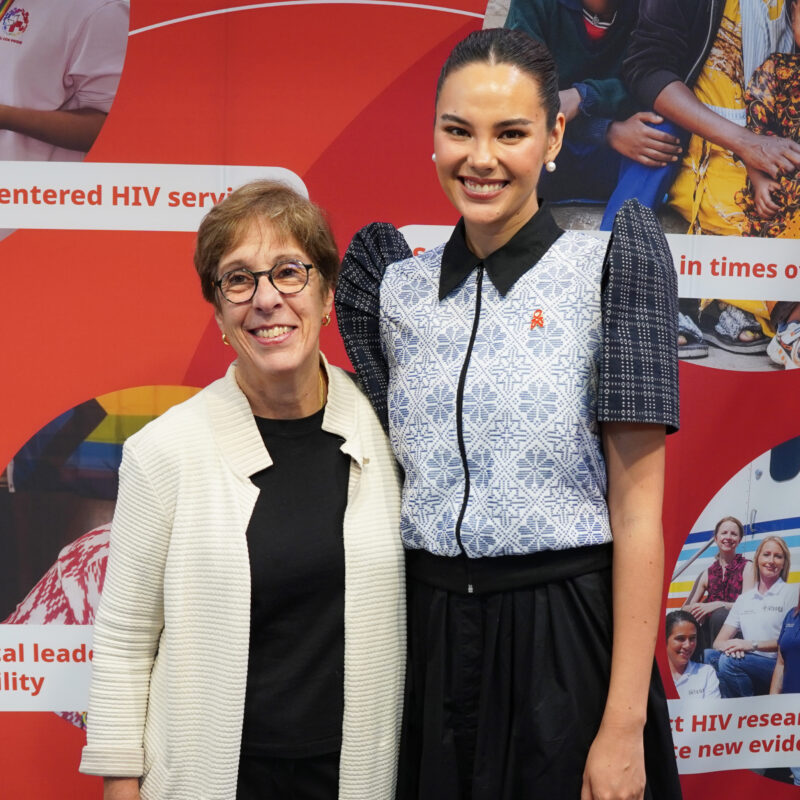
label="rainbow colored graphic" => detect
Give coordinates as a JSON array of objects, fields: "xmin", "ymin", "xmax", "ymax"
[
  {"xmin": 0, "ymin": 0, "xmax": 13, "ymax": 21},
  {"xmin": 9, "ymin": 385, "xmax": 200, "ymax": 499}
]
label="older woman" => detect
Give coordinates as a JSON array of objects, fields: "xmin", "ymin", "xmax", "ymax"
[
  {"xmin": 337, "ymin": 27, "xmax": 680, "ymax": 800},
  {"xmin": 79, "ymin": 181, "xmax": 405, "ymax": 800},
  {"xmin": 712, "ymin": 535, "xmax": 798, "ymax": 697},
  {"xmin": 683, "ymin": 516, "xmax": 754, "ymax": 656}
]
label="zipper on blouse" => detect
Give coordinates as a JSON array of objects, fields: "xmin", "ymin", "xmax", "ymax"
[{"xmin": 453, "ymin": 264, "xmax": 484, "ymax": 594}]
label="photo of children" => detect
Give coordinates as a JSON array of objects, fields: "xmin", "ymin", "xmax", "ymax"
[{"xmin": 0, "ymin": 0, "xmax": 129, "ymax": 162}]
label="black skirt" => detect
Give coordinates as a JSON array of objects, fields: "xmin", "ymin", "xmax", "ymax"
[{"xmin": 398, "ymin": 546, "xmax": 682, "ymax": 800}]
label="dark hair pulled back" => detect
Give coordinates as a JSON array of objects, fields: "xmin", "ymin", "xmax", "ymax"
[
  {"xmin": 665, "ymin": 610, "xmax": 698, "ymax": 640},
  {"xmin": 435, "ymin": 28, "xmax": 560, "ymax": 130}
]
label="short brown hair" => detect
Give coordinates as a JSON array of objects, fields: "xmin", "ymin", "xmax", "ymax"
[
  {"xmin": 194, "ymin": 180, "xmax": 340, "ymax": 306},
  {"xmin": 714, "ymin": 516, "xmax": 744, "ymax": 541}
]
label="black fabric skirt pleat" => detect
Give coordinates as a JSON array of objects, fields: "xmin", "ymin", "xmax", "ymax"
[{"xmin": 398, "ymin": 564, "xmax": 682, "ymax": 800}]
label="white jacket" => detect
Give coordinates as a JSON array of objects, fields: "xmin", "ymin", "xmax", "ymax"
[{"xmin": 80, "ymin": 359, "xmax": 405, "ymax": 799}]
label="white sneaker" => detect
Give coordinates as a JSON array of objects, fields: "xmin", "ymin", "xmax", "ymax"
[{"xmin": 767, "ymin": 322, "xmax": 800, "ymax": 369}]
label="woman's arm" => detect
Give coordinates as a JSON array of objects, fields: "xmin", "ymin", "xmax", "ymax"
[
  {"xmin": 0, "ymin": 106, "xmax": 107, "ymax": 152},
  {"xmin": 79, "ymin": 444, "xmax": 171, "ymax": 778},
  {"xmin": 103, "ymin": 778, "xmax": 141, "ymax": 800},
  {"xmin": 653, "ymin": 82, "xmax": 800, "ymax": 179},
  {"xmin": 712, "ymin": 622, "xmax": 740, "ymax": 651},
  {"xmin": 769, "ymin": 652, "xmax": 785, "ymax": 695},
  {"xmin": 581, "ymin": 421, "xmax": 665, "ymax": 800},
  {"xmin": 683, "ymin": 568, "xmax": 730, "ymax": 623},
  {"xmin": 683, "ymin": 568, "xmax": 709, "ymax": 606},
  {"xmin": 712, "ymin": 618, "xmax": 777, "ymax": 656},
  {"xmin": 336, "ymin": 223, "xmax": 412, "ymax": 433},
  {"xmin": 741, "ymin": 561, "xmax": 756, "ymax": 594}
]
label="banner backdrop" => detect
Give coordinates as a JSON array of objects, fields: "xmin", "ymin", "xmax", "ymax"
[{"xmin": 1, "ymin": 0, "xmax": 799, "ymax": 797}]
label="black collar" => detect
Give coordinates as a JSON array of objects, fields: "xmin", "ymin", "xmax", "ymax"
[{"xmin": 439, "ymin": 203, "xmax": 563, "ymax": 299}]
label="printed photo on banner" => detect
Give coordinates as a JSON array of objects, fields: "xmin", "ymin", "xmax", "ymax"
[
  {"xmin": 487, "ymin": 0, "xmax": 800, "ymax": 374},
  {"xmin": 0, "ymin": 385, "xmax": 198, "ymax": 724},
  {"xmin": 0, "ymin": 0, "xmax": 129, "ymax": 163},
  {"xmin": 487, "ymin": 0, "xmax": 800, "ymax": 238},
  {"xmin": 667, "ymin": 434, "xmax": 800, "ymax": 785}
]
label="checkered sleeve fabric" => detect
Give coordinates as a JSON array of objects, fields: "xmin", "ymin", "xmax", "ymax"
[
  {"xmin": 336, "ymin": 222, "xmax": 412, "ymax": 434},
  {"xmin": 598, "ymin": 199, "xmax": 680, "ymax": 433}
]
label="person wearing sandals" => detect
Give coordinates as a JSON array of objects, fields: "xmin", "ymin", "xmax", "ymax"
[
  {"xmin": 337, "ymin": 28, "xmax": 681, "ymax": 800},
  {"xmin": 79, "ymin": 181, "xmax": 405, "ymax": 800},
  {"xmin": 682, "ymin": 516, "xmax": 754, "ymax": 658}
]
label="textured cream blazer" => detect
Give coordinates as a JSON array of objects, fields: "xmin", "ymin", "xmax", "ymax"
[{"xmin": 80, "ymin": 358, "xmax": 405, "ymax": 799}]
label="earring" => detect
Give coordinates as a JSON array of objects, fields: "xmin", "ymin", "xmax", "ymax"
[
  {"xmin": 322, "ymin": 313, "xmax": 331, "ymax": 327},
  {"xmin": 221, "ymin": 333, "xmax": 230, "ymax": 346},
  {"xmin": 431, "ymin": 153, "xmax": 437, "ymax": 163},
  {"xmin": 545, "ymin": 160, "xmax": 556, "ymax": 173}
]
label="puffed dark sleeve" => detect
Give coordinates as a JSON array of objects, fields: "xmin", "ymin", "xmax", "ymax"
[
  {"xmin": 598, "ymin": 199, "xmax": 680, "ymax": 433},
  {"xmin": 335, "ymin": 222, "xmax": 412, "ymax": 434}
]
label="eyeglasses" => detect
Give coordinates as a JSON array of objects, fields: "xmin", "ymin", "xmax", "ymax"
[{"xmin": 214, "ymin": 261, "xmax": 315, "ymax": 304}]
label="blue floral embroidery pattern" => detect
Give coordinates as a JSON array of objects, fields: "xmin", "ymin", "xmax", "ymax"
[{"xmin": 381, "ymin": 233, "xmax": 613, "ymax": 556}]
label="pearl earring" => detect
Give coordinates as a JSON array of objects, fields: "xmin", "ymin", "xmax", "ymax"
[
  {"xmin": 431, "ymin": 153, "xmax": 437, "ymax": 163},
  {"xmin": 545, "ymin": 160, "xmax": 556, "ymax": 173}
]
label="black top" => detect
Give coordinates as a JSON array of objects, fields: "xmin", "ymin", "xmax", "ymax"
[
  {"xmin": 240, "ymin": 408, "xmax": 349, "ymax": 758},
  {"xmin": 439, "ymin": 201, "xmax": 563, "ymax": 298}
]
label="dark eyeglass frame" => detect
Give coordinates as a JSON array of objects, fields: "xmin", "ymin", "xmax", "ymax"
[{"xmin": 214, "ymin": 261, "xmax": 315, "ymax": 304}]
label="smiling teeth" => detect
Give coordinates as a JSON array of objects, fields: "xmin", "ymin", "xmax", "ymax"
[
  {"xmin": 254, "ymin": 326, "xmax": 291, "ymax": 339},
  {"xmin": 463, "ymin": 179, "xmax": 504, "ymax": 193}
]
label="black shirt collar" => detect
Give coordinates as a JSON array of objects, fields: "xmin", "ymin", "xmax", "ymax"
[{"xmin": 439, "ymin": 203, "xmax": 564, "ymax": 299}]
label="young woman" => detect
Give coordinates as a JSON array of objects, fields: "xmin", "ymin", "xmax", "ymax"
[
  {"xmin": 337, "ymin": 28, "xmax": 681, "ymax": 800},
  {"xmin": 682, "ymin": 516, "xmax": 754, "ymax": 656},
  {"xmin": 712, "ymin": 536, "xmax": 797, "ymax": 697},
  {"xmin": 665, "ymin": 610, "xmax": 720, "ymax": 699}
]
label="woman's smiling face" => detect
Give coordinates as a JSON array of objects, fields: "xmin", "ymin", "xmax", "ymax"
[
  {"xmin": 714, "ymin": 520, "xmax": 742, "ymax": 554},
  {"xmin": 757, "ymin": 539, "xmax": 786, "ymax": 584},
  {"xmin": 214, "ymin": 218, "xmax": 332, "ymax": 400},
  {"xmin": 433, "ymin": 61, "xmax": 563, "ymax": 255},
  {"xmin": 667, "ymin": 621, "xmax": 697, "ymax": 673}
]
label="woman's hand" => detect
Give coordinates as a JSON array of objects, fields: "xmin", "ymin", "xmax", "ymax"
[
  {"xmin": 738, "ymin": 131, "xmax": 800, "ymax": 180},
  {"xmin": 559, "ymin": 88, "xmax": 581, "ymax": 123},
  {"xmin": 581, "ymin": 721, "xmax": 646, "ymax": 800},
  {"xmin": 103, "ymin": 777, "xmax": 141, "ymax": 800},
  {"xmin": 747, "ymin": 167, "xmax": 781, "ymax": 218},
  {"xmin": 719, "ymin": 638, "xmax": 754, "ymax": 658},
  {"xmin": 686, "ymin": 600, "xmax": 725, "ymax": 623},
  {"xmin": 606, "ymin": 112, "xmax": 682, "ymax": 166}
]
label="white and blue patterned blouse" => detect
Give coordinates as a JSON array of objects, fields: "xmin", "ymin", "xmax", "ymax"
[{"xmin": 337, "ymin": 200, "xmax": 679, "ymax": 559}]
